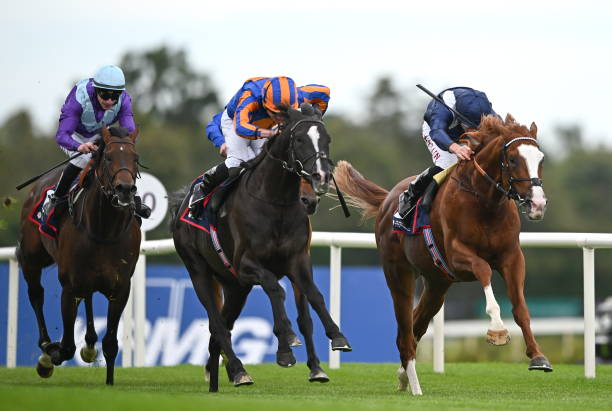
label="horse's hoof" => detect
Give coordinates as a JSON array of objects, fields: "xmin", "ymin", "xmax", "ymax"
[
  {"xmin": 276, "ymin": 351, "xmax": 297, "ymax": 368},
  {"xmin": 528, "ymin": 356, "xmax": 553, "ymax": 372},
  {"xmin": 308, "ymin": 369, "xmax": 330, "ymax": 383},
  {"xmin": 43, "ymin": 342, "xmax": 63, "ymax": 365},
  {"xmin": 233, "ymin": 371, "xmax": 254, "ymax": 386},
  {"xmin": 288, "ymin": 333, "xmax": 302, "ymax": 347},
  {"xmin": 331, "ymin": 336, "xmax": 352, "ymax": 352},
  {"xmin": 486, "ymin": 329, "xmax": 510, "ymax": 346},
  {"xmin": 36, "ymin": 353, "xmax": 54, "ymax": 378},
  {"xmin": 80, "ymin": 346, "xmax": 98, "ymax": 363}
]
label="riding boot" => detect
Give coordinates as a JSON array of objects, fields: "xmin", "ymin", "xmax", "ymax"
[
  {"xmin": 42, "ymin": 163, "xmax": 82, "ymax": 218},
  {"xmin": 189, "ymin": 162, "xmax": 229, "ymax": 212},
  {"xmin": 420, "ymin": 180, "xmax": 440, "ymax": 213},
  {"xmin": 134, "ymin": 196, "xmax": 152, "ymax": 218},
  {"xmin": 398, "ymin": 165, "xmax": 443, "ymax": 218}
]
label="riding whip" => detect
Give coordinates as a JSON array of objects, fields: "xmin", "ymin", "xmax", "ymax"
[
  {"xmin": 16, "ymin": 152, "xmax": 86, "ymax": 190},
  {"xmin": 331, "ymin": 174, "xmax": 351, "ymax": 218}
]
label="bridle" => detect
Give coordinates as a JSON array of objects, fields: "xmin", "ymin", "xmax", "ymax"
[
  {"xmin": 471, "ymin": 137, "xmax": 543, "ymax": 209},
  {"xmin": 264, "ymin": 118, "xmax": 332, "ymax": 182},
  {"xmin": 94, "ymin": 138, "xmax": 140, "ymax": 206}
]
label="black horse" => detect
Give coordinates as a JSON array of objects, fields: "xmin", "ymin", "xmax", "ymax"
[
  {"xmin": 17, "ymin": 126, "xmax": 142, "ymax": 385},
  {"xmin": 171, "ymin": 104, "xmax": 351, "ymax": 392}
]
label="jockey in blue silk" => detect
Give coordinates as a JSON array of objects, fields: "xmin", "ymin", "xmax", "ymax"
[
  {"xmin": 398, "ymin": 86, "xmax": 497, "ymax": 217},
  {"xmin": 191, "ymin": 76, "xmax": 330, "ymax": 207},
  {"xmin": 42, "ymin": 65, "xmax": 150, "ymax": 219}
]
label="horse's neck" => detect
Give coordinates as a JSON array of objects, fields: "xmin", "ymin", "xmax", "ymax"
[
  {"xmin": 81, "ymin": 182, "xmax": 132, "ymax": 239},
  {"xmin": 248, "ymin": 136, "xmax": 301, "ymax": 204},
  {"xmin": 456, "ymin": 146, "xmax": 508, "ymax": 207}
]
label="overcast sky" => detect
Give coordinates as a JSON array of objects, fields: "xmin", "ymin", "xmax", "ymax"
[{"xmin": 2, "ymin": 0, "xmax": 611, "ymax": 151}]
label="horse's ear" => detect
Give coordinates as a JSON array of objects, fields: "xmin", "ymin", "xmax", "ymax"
[
  {"xmin": 504, "ymin": 113, "xmax": 515, "ymax": 124},
  {"xmin": 101, "ymin": 126, "xmax": 111, "ymax": 143},
  {"xmin": 129, "ymin": 128, "xmax": 139, "ymax": 143},
  {"xmin": 529, "ymin": 122, "xmax": 538, "ymax": 137}
]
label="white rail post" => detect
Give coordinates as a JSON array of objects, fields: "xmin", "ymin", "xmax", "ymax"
[
  {"xmin": 7, "ymin": 258, "xmax": 19, "ymax": 368},
  {"xmin": 583, "ymin": 247, "xmax": 596, "ymax": 378},
  {"xmin": 433, "ymin": 303, "xmax": 444, "ymax": 373},
  {"xmin": 329, "ymin": 244, "xmax": 342, "ymax": 369},
  {"xmin": 133, "ymin": 232, "xmax": 146, "ymax": 367}
]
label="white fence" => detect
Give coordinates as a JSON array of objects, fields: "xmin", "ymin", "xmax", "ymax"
[{"xmin": 3, "ymin": 232, "xmax": 611, "ymax": 378}]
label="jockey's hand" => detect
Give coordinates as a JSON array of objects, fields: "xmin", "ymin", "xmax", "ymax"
[
  {"xmin": 219, "ymin": 143, "xmax": 228, "ymax": 158},
  {"xmin": 449, "ymin": 142, "xmax": 473, "ymax": 161},
  {"xmin": 77, "ymin": 141, "xmax": 98, "ymax": 154},
  {"xmin": 259, "ymin": 128, "xmax": 279, "ymax": 139}
]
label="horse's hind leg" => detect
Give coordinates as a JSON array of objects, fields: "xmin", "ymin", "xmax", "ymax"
[
  {"xmin": 291, "ymin": 281, "xmax": 329, "ymax": 383},
  {"xmin": 288, "ymin": 254, "xmax": 351, "ymax": 352},
  {"xmin": 102, "ymin": 284, "xmax": 131, "ymax": 385},
  {"xmin": 80, "ymin": 296, "xmax": 98, "ymax": 363},
  {"xmin": 413, "ymin": 277, "xmax": 451, "ymax": 341},
  {"xmin": 499, "ymin": 250, "xmax": 552, "ymax": 371},
  {"xmin": 381, "ymin": 258, "xmax": 422, "ymax": 395}
]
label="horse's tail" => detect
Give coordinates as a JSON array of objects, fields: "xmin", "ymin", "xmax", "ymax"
[
  {"xmin": 168, "ymin": 186, "xmax": 190, "ymax": 230},
  {"xmin": 333, "ymin": 160, "xmax": 388, "ymax": 220}
]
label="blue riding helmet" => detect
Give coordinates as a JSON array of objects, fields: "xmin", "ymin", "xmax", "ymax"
[
  {"xmin": 455, "ymin": 89, "xmax": 494, "ymax": 127},
  {"xmin": 93, "ymin": 65, "xmax": 126, "ymax": 91}
]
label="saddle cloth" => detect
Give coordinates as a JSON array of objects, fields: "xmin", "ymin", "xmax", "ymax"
[
  {"xmin": 392, "ymin": 197, "xmax": 456, "ymax": 281},
  {"xmin": 179, "ymin": 175, "xmax": 238, "ymax": 277},
  {"xmin": 30, "ymin": 181, "xmax": 81, "ymax": 239}
]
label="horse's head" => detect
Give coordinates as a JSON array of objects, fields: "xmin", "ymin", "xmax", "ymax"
[
  {"xmin": 95, "ymin": 126, "xmax": 140, "ymax": 208},
  {"xmin": 282, "ymin": 103, "xmax": 332, "ymax": 195},
  {"xmin": 469, "ymin": 114, "xmax": 547, "ymax": 220}
]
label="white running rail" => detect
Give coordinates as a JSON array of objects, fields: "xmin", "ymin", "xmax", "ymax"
[{"xmin": 3, "ymin": 232, "xmax": 611, "ymax": 378}]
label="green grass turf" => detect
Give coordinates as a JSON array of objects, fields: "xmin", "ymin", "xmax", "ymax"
[{"xmin": 0, "ymin": 362, "xmax": 610, "ymax": 410}]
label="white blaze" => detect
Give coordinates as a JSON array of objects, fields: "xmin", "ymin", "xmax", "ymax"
[
  {"xmin": 307, "ymin": 125, "xmax": 323, "ymax": 182},
  {"xmin": 517, "ymin": 144, "xmax": 546, "ymax": 218}
]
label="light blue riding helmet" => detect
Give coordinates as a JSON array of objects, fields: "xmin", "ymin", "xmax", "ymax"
[{"xmin": 93, "ymin": 65, "xmax": 126, "ymax": 91}]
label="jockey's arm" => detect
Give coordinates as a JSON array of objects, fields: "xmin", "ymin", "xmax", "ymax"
[
  {"xmin": 234, "ymin": 95, "xmax": 268, "ymax": 140},
  {"xmin": 116, "ymin": 93, "xmax": 136, "ymax": 134},
  {"xmin": 206, "ymin": 112, "xmax": 225, "ymax": 147},
  {"xmin": 427, "ymin": 104, "xmax": 455, "ymax": 151},
  {"xmin": 299, "ymin": 84, "xmax": 330, "ymax": 115},
  {"xmin": 56, "ymin": 87, "xmax": 83, "ymax": 151}
]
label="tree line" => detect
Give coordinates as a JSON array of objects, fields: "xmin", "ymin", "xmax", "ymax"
[{"xmin": 1, "ymin": 45, "xmax": 611, "ymax": 305}]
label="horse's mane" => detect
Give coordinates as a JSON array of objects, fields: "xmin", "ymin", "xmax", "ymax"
[{"xmin": 467, "ymin": 114, "xmax": 535, "ymax": 150}]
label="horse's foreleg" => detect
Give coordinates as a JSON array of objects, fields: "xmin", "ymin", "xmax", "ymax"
[
  {"xmin": 291, "ymin": 281, "xmax": 329, "ymax": 383},
  {"xmin": 448, "ymin": 241, "xmax": 510, "ymax": 346},
  {"xmin": 289, "ymin": 257, "xmax": 351, "ymax": 352},
  {"xmin": 499, "ymin": 250, "xmax": 552, "ymax": 371},
  {"xmin": 21, "ymin": 264, "xmax": 51, "ymax": 351},
  {"xmin": 102, "ymin": 284, "xmax": 130, "ymax": 386},
  {"xmin": 44, "ymin": 286, "xmax": 80, "ymax": 367},
  {"xmin": 80, "ymin": 296, "xmax": 98, "ymax": 363},
  {"xmin": 245, "ymin": 261, "xmax": 295, "ymax": 368}
]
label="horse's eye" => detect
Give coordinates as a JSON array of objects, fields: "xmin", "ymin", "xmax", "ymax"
[{"xmin": 509, "ymin": 156, "xmax": 517, "ymax": 166}]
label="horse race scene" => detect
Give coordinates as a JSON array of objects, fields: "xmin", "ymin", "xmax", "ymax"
[{"xmin": 1, "ymin": 1, "xmax": 612, "ymax": 410}]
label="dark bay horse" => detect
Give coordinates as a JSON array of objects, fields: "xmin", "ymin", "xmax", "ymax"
[
  {"xmin": 172, "ymin": 104, "xmax": 351, "ymax": 392},
  {"xmin": 333, "ymin": 114, "xmax": 550, "ymax": 395},
  {"xmin": 17, "ymin": 126, "xmax": 141, "ymax": 385}
]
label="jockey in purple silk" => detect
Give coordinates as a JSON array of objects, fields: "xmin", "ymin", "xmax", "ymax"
[{"xmin": 42, "ymin": 65, "xmax": 150, "ymax": 219}]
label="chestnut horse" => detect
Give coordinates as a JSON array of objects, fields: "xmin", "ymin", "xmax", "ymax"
[
  {"xmin": 333, "ymin": 114, "xmax": 550, "ymax": 395},
  {"xmin": 171, "ymin": 104, "xmax": 351, "ymax": 392},
  {"xmin": 17, "ymin": 126, "xmax": 141, "ymax": 385}
]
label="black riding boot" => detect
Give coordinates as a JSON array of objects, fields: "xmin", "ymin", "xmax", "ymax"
[
  {"xmin": 42, "ymin": 163, "xmax": 82, "ymax": 218},
  {"xmin": 398, "ymin": 165, "xmax": 443, "ymax": 218},
  {"xmin": 189, "ymin": 162, "xmax": 229, "ymax": 210}
]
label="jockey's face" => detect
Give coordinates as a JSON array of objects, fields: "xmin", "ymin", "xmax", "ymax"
[
  {"xmin": 97, "ymin": 93, "xmax": 116, "ymax": 110},
  {"xmin": 266, "ymin": 109, "xmax": 287, "ymax": 125}
]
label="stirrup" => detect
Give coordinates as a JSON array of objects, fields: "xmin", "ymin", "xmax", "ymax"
[
  {"xmin": 398, "ymin": 192, "xmax": 416, "ymax": 219},
  {"xmin": 188, "ymin": 183, "xmax": 207, "ymax": 209}
]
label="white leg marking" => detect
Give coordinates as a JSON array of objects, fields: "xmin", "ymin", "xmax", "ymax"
[
  {"xmin": 407, "ymin": 359, "xmax": 423, "ymax": 396},
  {"xmin": 517, "ymin": 144, "xmax": 547, "ymax": 219},
  {"xmin": 484, "ymin": 284, "xmax": 505, "ymax": 331},
  {"xmin": 307, "ymin": 125, "xmax": 323, "ymax": 183}
]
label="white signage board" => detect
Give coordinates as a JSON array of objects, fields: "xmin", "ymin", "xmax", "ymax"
[{"xmin": 135, "ymin": 172, "xmax": 168, "ymax": 232}]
